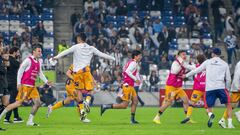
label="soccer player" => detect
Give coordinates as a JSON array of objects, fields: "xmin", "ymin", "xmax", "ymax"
[
  {"xmin": 183, "ymin": 48, "xmax": 234, "ymax": 128},
  {"xmin": 47, "ymin": 64, "xmax": 90, "ymax": 122},
  {"xmin": 218, "ymin": 60, "xmax": 240, "ymax": 128},
  {"xmin": 181, "ymin": 54, "xmax": 206, "ymax": 124},
  {"xmin": 100, "ymin": 50, "xmax": 142, "ymax": 124},
  {"xmin": 0, "ymin": 44, "xmax": 52, "ymax": 127},
  {"xmin": 153, "ymin": 50, "xmax": 195, "ymax": 124},
  {"xmin": 52, "ymin": 32, "xmax": 115, "ymax": 122}
]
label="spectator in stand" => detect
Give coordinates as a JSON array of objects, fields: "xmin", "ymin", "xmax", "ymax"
[
  {"xmin": 20, "ymin": 38, "xmax": 31, "ymax": 61},
  {"xmin": 106, "ymin": 23, "xmax": 117, "ymax": 38},
  {"xmin": 134, "ymin": 29, "xmax": 143, "ymax": 44},
  {"xmin": 111, "ymin": 48, "xmax": 122, "ymax": 66},
  {"xmin": 70, "ymin": 9, "xmax": 81, "ymax": 29},
  {"xmin": 11, "ymin": 35, "xmax": 21, "ymax": 48},
  {"xmin": 150, "ymin": 0, "xmax": 164, "ymax": 11},
  {"xmin": 118, "ymin": 25, "xmax": 129, "ymax": 38},
  {"xmin": 173, "ymin": 0, "xmax": 183, "ymax": 16},
  {"xmin": 92, "ymin": 69, "xmax": 101, "ymax": 83},
  {"xmin": 107, "ymin": 2, "xmax": 117, "ymax": 16},
  {"xmin": 225, "ymin": 11, "xmax": 235, "ymax": 34},
  {"xmin": 73, "ymin": 17, "xmax": 85, "ymax": 37},
  {"xmin": 177, "ymin": 25, "xmax": 188, "ymax": 38},
  {"xmin": 157, "ymin": 26, "xmax": 169, "ymax": 56},
  {"xmin": 10, "ymin": 0, "xmax": 22, "ymax": 15},
  {"xmin": 91, "ymin": 57, "xmax": 101, "ymax": 71},
  {"xmin": 199, "ymin": 20, "xmax": 211, "ymax": 38},
  {"xmin": 111, "ymin": 76, "xmax": 122, "ymax": 92},
  {"xmin": 84, "ymin": 6, "xmax": 97, "ymax": 21},
  {"xmin": 149, "ymin": 70, "xmax": 159, "ymax": 92},
  {"xmin": 158, "ymin": 56, "xmax": 171, "ymax": 70},
  {"xmin": 196, "ymin": 0, "xmax": 209, "ymax": 17},
  {"xmin": 116, "ymin": 0, "xmax": 128, "ymax": 16},
  {"xmin": 25, "ymin": 1, "xmax": 42, "ymax": 15},
  {"xmin": 92, "ymin": 23, "xmax": 107, "ymax": 38},
  {"xmin": 21, "ymin": 26, "xmax": 31, "ymax": 42},
  {"xmin": 126, "ymin": 0, "xmax": 137, "ymax": 11},
  {"xmin": 94, "ymin": 0, "xmax": 106, "ymax": 11},
  {"xmin": 32, "ymin": 21, "xmax": 47, "ymax": 43},
  {"xmin": 211, "ymin": 0, "xmax": 225, "ymax": 41},
  {"xmin": 224, "ymin": 32, "xmax": 237, "ymax": 67},
  {"xmin": 84, "ymin": 0, "xmax": 94, "ymax": 11},
  {"xmin": 153, "ymin": 18, "xmax": 164, "ymax": 35},
  {"xmin": 140, "ymin": 52, "xmax": 150, "ymax": 76},
  {"xmin": 142, "ymin": 33, "xmax": 155, "ymax": 50},
  {"xmin": 96, "ymin": 34, "xmax": 109, "ymax": 52},
  {"xmin": 149, "ymin": 51, "xmax": 159, "ymax": 64}
]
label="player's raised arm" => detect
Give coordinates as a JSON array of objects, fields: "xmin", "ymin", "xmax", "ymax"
[
  {"xmin": 186, "ymin": 60, "xmax": 208, "ymax": 78},
  {"xmin": 53, "ymin": 45, "xmax": 76, "ymax": 60},
  {"xmin": 92, "ymin": 46, "xmax": 115, "ymax": 61}
]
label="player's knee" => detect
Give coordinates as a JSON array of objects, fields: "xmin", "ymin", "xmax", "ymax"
[{"xmin": 34, "ymin": 100, "xmax": 41, "ymax": 107}]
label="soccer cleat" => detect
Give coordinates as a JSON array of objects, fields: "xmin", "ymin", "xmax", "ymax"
[
  {"xmin": 84, "ymin": 101, "xmax": 90, "ymax": 113},
  {"xmin": 181, "ymin": 117, "xmax": 190, "ymax": 124},
  {"xmin": 80, "ymin": 110, "xmax": 87, "ymax": 121},
  {"xmin": 218, "ymin": 119, "xmax": 226, "ymax": 128},
  {"xmin": 235, "ymin": 111, "xmax": 240, "ymax": 122},
  {"xmin": 46, "ymin": 105, "xmax": 52, "ymax": 118},
  {"xmin": 3, "ymin": 119, "xmax": 13, "ymax": 124},
  {"xmin": 26, "ymin": 122, "xmax": 40, "ymax": 126},
  {"xmin": 207, "ymin": 114, "xmax": 215, "ymax": 128},
  {"xmin": 13, "ymin": 117, "xmax": 24, "ymax": 123},
  {"xmin": 131, "ymin": 120, "xmax": 139, "ymax": 124},
  {"xmin": 228, "ymin": 123, "xmax": 235, "ymax": 129},
  {"xmin": 81, "ymin": 118, "xmax": 91, "ymax": 123},
  {"xmin": 100, "ymin": 105, "xmax": 107, "ymax": 116},
  {"xmin": 0, "ymin": 127, "xmax": 6, "ymax": 131},
  {"xmin": 153, "ymin": 114, "xmax": 161, "ymax": 124}
]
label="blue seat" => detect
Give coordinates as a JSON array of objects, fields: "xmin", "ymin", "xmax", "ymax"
[
  {"xmin": 42, "ymin": 14, "xmax": 53, "ymax": 20},
  {"xmin": 106, "ymin": 15, "xmax": 117, "ymax": 22},
  {"xmin": 9, "ymin": 15, "xmax": 20, "ymax": 20},
  {"xmin": 0, "ymin": 15, "xmax": 9, "ymax": 20}
]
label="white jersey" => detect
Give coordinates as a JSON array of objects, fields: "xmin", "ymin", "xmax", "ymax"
[
  {"xmin": 231, "ymin": 61, "xmax": 240, "ymax": 92},
  {"xmin": 54, "ymin": 43, "xmax": 115, "ymax": 72},
  {"xmin": 224, "ymin": 35, "xmax": 236, "ymax": 49},
  {"xmin": 186, "ymin": 57, "xmax": 231, "ymax": 91}
]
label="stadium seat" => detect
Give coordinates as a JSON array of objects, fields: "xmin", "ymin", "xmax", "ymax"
[
  {"xmin": 178, "ymin": 44, "xmax": 190, "ymax": 50},
  {"xmin": 189, "ymin": 38, "xmax": 200, "ymax": 45},
  {"xmin": 10, "ymin": 20, "xmax": 20, "ymax": 26},
  {"xmin": 44, "ymin": 37, "xmax": 54, "ymax": 44},
  {"xmin": 177, "ymin": 38, "xmax": 189, "ymax": 45},
  {"xmin": 0, "ymin": 25, "xmax": 9, "ymax": 32},
  {"xmin": 203, "ymin": 38, "xmax": 213, "ymax": 47}
]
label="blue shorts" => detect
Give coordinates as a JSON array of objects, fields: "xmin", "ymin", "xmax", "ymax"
[{"xmin": 205, "ymin": 89, "xmax": 230, "ymax": 108}]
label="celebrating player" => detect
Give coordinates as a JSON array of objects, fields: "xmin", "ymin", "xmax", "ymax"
[
  {"xmin": 183, "ymin": 48, "xmax": 234, "ymax": 128},
  {"xmin": 153, "ymin": 50, "xmax": 195, "ymax": 124},
  {"xmin": 181, "ymin": 54, "xmax": 206, "ymax": 124},
  {"xmin": 47, "ymin": 64, "xmax": 90, "ymax": 122},
  {"xmin": 218, "ymin": 60, "xmax": 240, "ymax": 128},
  {"xmin": 100, "ymin": 50, "xmax": 142, "ymax": 124},
  {"xmin": 52, "ymin": 32, "xmax": 115, "ymax": 122},
  {"xmin": 0, "ymin": 44, "xmax": 52, "ymax": 127}
]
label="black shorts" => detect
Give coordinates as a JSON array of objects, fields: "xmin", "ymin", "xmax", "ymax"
[{"xmin": 0, "ymin": 89, "xmax": 9, "ymax": 97}]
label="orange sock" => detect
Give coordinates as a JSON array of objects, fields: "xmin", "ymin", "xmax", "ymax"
[{"xmin": 52, "ymin": 101, "xmax": 64, "ymax": 110}]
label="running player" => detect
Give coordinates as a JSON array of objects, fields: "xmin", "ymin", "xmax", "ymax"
[
  {"xmin": 52, "ymin": 32, "xmax": 115, "ymax": 122},
  {"xmin": 0, "ymin": 44, "xmax": 52, "ymax": 127},
  {"xmin": 181, "ymin": 54, "xmax": 206, "ymax": 124},
  {"xmin": 218, "ymin": 60, "xmax": 240, "ymax": 128},
  {"xmin": 183, "ymin": 48, "xmax": 234, "ymax": 128},
  {"xmin": 100, "ymin": 50, "xmax": 141, "ymax": 124},
  {"xmin": 153, "ymin": 50, "xmax": 195, "ymax": 124},
  {"xmin": 47, "ymin": 64, "xmax": 90, "ymax": 122}
]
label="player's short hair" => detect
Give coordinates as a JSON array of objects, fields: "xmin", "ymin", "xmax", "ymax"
[
  {"xmin": 9, "ymin": 47, "xmax": 19, "ymax": 54},
  {"xmin": 132, "ymin": 50, "xmax": 141, "ymax": 59},
  {"xmin": 177, "ymin": 50, "xmax": 186, "ymax": 55},
  {"xmin": 32, "ymin": 44, "xmax": 42, "ymax": 52},
  {"xmin": 196, "ymin": 54, "xmax": 206, "ymax": 64},
  {"xmin": 75, "ymin": 32, "xmax": 87, "ymax": 42}
]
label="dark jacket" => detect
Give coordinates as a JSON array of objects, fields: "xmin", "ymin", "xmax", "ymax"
[
  {"xmin": 0, "ymin": 56, "xmax": 8, "ymax": 91},
  {"xmin": 7, "ymin": 56, "xmax": 20, "ymax": 86}
]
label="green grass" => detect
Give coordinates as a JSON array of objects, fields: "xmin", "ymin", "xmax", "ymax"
[
  {"xmin": 35, "ymin": 70, "xmax": 56, "ymax": 85},
  {"xmin": 1, "ymin": 107, "xmax": 240, "ymax": 135}
]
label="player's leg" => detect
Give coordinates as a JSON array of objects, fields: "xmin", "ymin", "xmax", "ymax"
[
  {"xmin": 153, "ymin": 85, "xmax": 175, "ymax": 124},
  {"xmin": 100, "ymin": 85, "xmax": 131, "ymax": 116},
  {"xmin": 205, "ymin": 90, "xmax": 217, "ymax": 128},
  {"xmin": 219, "ymin": 92, "xmax": 238, "ymax": 128},
  {"xmin": 130, "ymin": 94, "xmax": 139, "ymax": 124},
  {"xmin": 83, "ymin": 71, "xmax": 94, "ymax": 113},
  {"xmin": 219, "ymin": 89, "xmax": 234, "ymax": 128},
  {"xmin": 27, "ymin": 98, "xmax": 41, "ymax": 126},
  {"xmin": 181, "ymin": 90, "xmax": 203, "ymax": 124},
  {"xmin": 232, "ymin": 92, "xmax": 240, "ymax": 122}
]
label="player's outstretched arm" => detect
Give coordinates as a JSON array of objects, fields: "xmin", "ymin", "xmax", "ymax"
[
  {"xmin": 92, "ymin": 47, "xmax": 115, "ymax": 61},
  {"xmin": 53, "ymin": 45, "xmax": 76, "ymax": 60},
  {"xmin": 186, "ymin": 60, "xmax": 208, "ymax": 78}
]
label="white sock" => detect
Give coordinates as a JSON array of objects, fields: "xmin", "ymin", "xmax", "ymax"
[
  {"xmin": 0, "ymin": 109, "xmax": 8, "ymax": 120},
  {"xmin": 28, "ymin": 114, "xmax": 34, "ymax": 123},
  {"xmin": 228, "ymin": 118, "xmax": 232, "ymax": 125},
  {"xmin": 220, "ymin": 118, "xmax": 225, "ymax": 122},
  {"xmin": 208, "ymin": 112, "xmax": 213, "ymax": 118}
]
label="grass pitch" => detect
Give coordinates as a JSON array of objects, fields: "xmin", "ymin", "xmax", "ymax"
[{"xmin": 1, "ymin": 107, "xmax": 240, "ymax": 135}]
